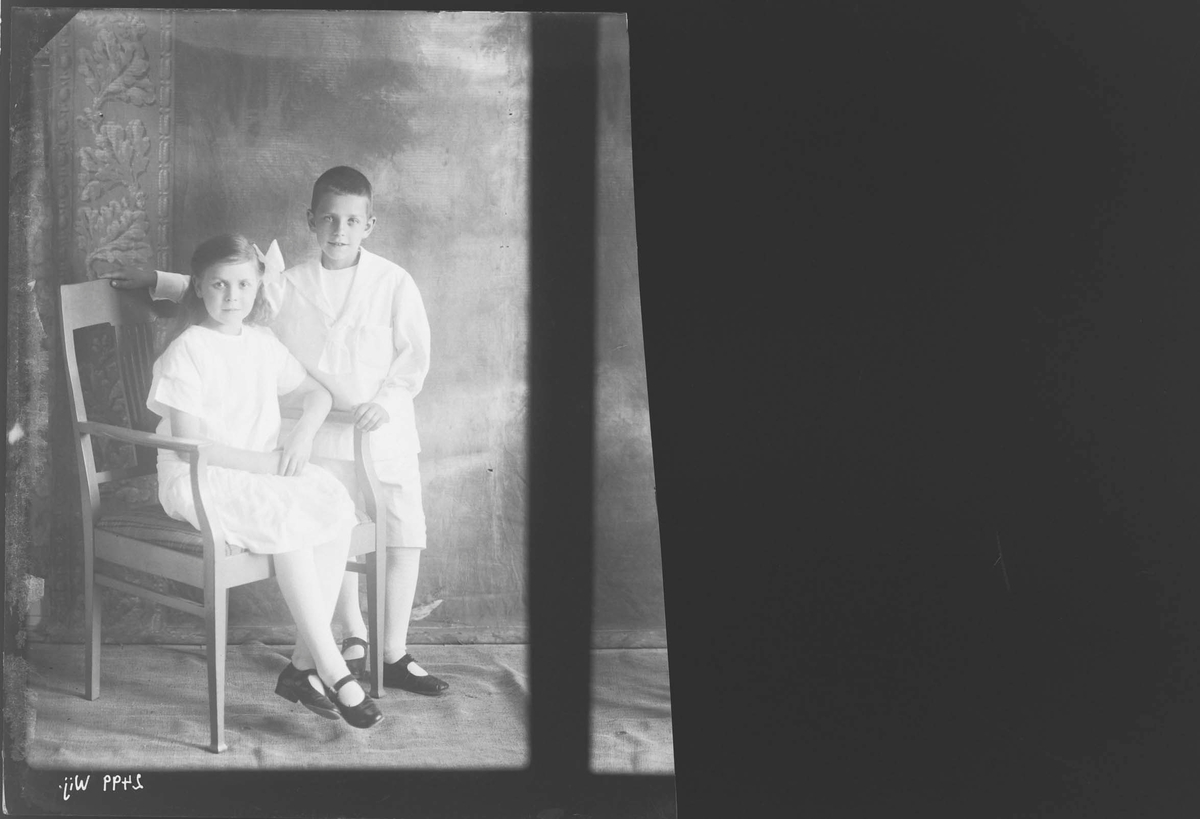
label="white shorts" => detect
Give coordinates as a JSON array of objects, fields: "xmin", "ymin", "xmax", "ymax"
[{"xmin": 312, "ymin": 454, "xmax": 427, "ymax": 551}]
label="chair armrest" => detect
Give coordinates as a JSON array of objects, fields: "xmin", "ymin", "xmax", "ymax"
[
  {"xmin": 277, "ymin": 408, "xmax": 383, "ymax": 524},
  {"xmin": 279, "ymin": 406, "xmax": 357, "ymax": 426},
  {"xmin": 79, "ymin": 421, "xmax": 229, "ymax": 559},
  {"xmin": 78, "ymin": 421, "xmax": 208, "ymax": 454}
]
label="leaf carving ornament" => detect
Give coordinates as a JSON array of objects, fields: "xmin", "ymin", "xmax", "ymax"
[
  {"xmin": 78, "ymin": 119, "xmax": 151, "ymax": 203},
  {"xmin": 76, "ymin": 14, "xmax": 156, "ymax": 116},
  {"xmin": 76, "ymin": 196, "xmax": 152, "ymax": 276}
]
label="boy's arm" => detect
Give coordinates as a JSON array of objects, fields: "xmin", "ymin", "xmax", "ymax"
[
  {"xmin": 355, "ymin": 274, "xmax": 430, "ymax": 431},
  {"xmin": 98, "ymin": 266, "xmax": 190, "ymax": 302},
  {"xmin": 371, "ymin": 273, "xmax": 431, "ymax": 410},
  {"xmin": 98, "ymin": 241, "xmax": 285, "ymax": 314}
]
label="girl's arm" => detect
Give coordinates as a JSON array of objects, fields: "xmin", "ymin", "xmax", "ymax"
[
  {"xmin": 304, "ymin": 367, "xmax": 357, "ymax": 413},
  {"xmin": 169, "ymin": 408, "xmax": 282, "ymax": 475},
  {"xmin": 277, "ymin": 374, "xmax": 333, "ymax": 476}
]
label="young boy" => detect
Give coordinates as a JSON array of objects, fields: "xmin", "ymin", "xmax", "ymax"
[{"xmin": 104, "ymin": 166, "xmax": 448, "ymax": 695}]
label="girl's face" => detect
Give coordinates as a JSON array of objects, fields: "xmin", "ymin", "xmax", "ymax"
[{"xmin": 196, "ymin": 260, "xmax": 261, "ymax": 335}]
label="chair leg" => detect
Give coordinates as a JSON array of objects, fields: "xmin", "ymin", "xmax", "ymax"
[
  {"xmin": 367, "ymin": 551, "xmax": 385, "ymax": 699},
  {"xmin": 84, "ymin": 579, "xmax": 101, "ymax": 701},
  {"xmin": 205, "ymin": 586, "xmax": 228, "ymax": 753}
]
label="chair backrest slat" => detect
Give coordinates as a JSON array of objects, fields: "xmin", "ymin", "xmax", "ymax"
[
  {"xmin": 116, "ymin": 322, "xmax": 162, "ymax": 470},
  {"xmin": 124, "ymin": 323, "xmax": 154, "ymax": 428}
]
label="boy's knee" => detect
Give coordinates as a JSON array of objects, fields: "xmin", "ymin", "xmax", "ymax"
[{"xmin": 384, "ymin": 528, "xmax": 427, "ymax": 551}]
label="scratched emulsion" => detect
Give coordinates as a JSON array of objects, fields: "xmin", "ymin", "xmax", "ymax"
[
  {"xmin": 5, "ymin": 17, "xmax": 62, "ymax": 765},
  {"xmin": 2, "ymin": 656, "xmax": 35, "ymax": 762}
]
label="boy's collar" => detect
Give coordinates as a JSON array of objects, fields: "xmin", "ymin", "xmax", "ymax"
[
  {"xmin": 288, "ymin": 247, "xmax": 378, "ymax": 277},
  {"xmin": 320, "ymin": 247, "xmax": 370, "ymax": 272},
  {"xmin": 283, "ymin": 248, "xmax": 385, "ymax": 318}
]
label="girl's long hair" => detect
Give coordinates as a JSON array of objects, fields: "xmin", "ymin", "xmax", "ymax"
[{"xmin": 164, "ymin": 234, "xmax": 271, "ymax": 349}]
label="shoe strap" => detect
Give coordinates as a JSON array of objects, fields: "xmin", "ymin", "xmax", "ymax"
[
  {"xmin": 291, "ymin": 664, "xmax": 321, "ymax": 684},
  {"xmin": 331, "ymin": 674, "xmax": 357, "ymax": 693},
  {"xmin": 342, "ymin": 636, "xmax": 369, "ymax": 652},
  {"xmin": 396, "ymin": 653, "xmax": 416, "ymax": 668}
]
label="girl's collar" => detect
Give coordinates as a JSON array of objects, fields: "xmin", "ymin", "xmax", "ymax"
[{"xmin": 194, "ymin": 321, "xmax": 248, "ymax": 338}]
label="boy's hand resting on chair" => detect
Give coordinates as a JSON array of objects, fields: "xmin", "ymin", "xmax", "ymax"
[
  {"xmin": 97, "ymin": 265, "xmax": 158, "ymax": 290},
  {"xmin": 353, "ymin": 402, "xmax": 389, "ymax": 432}
]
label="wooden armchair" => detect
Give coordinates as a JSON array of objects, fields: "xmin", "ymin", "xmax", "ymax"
[{"xmin": 60, "ymin": 279, "xmax": 386, "ymax": 753}]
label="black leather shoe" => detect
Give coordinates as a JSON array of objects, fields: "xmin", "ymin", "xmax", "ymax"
[
  {"xmin": 383, "ymin": 654, "xmax": 449, "ymax": 695},
  {"xmin": 328, "ymin": 674, "xmax": 384, "ymax": 729},
  {"xmin": 341, "ymin": 636, "xmax": 369, "ymax": 682},
  {"xmin": 275, "ymin": 663, "xmax": 339, "ymax": 720}
]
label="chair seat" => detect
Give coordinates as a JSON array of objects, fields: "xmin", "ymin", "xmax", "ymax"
[
  {"xmin": 95, "ymin": 504, "xmax": 247, "ymax": 557},
  {"xmin": 96, "ymin": 504, "xmax": 375, "ymax": 558}
]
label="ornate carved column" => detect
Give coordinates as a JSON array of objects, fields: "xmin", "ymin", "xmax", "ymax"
[
  {"xmin": 73, "ymin": 12, "xmax": 158, "ymax": 281},
  {"xmin": 157, "ymin": 13, "xmax": 174, "ymax": 272},
  {"xmin": 39, "ymin": 11, "xmax": 178, "ymax": 640}
]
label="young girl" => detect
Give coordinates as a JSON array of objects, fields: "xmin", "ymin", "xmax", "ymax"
[{"xmin": 147, "ymin": 234, "xmax": 383, "ymax": 729}]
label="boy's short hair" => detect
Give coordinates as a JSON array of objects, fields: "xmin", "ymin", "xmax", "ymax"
[{"xmin": 311, "ymin": 166, "xmax": 373, "ymax": 211}]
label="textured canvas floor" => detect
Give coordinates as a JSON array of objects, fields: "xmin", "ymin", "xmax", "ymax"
[{"xmin": 18, "ymin": 642, "xmax": 673, "ymax": 772}]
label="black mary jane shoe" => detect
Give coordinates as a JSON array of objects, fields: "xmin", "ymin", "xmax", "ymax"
[
  {"xmin": 382, "ymin": 653, "xmax": 450, "ymax": 696},
  {"xmin": 275, "ymin": 663, "xmax": 340, "ymax": 720},
  {"xmin": 329, "ymin": 674, "xmax": 385, "ymax": 729},
  {"xmin": 341, "ymin": 636, "xmax": 370, "ymax": 682}
]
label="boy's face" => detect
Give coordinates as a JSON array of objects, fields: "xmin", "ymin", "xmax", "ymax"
[{"xmin": 307, "ymin": 192, "xmax": 376, "ymax": 270}]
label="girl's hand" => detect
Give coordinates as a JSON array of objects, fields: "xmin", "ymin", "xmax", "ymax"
[
  {"xmin": 352, "ymin": 402, "xmax": 390, "ymax": 432},
  {"xmin": 278, "ymin": 432, "xmax": 314, "ymax": 477}
]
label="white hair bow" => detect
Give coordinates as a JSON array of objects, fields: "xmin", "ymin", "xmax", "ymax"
[
  {"xmin": 252, "ymin": 240, "xmax": 286, "ymax": 317},
  {"xmin": 253, "ymin": 239, "xmax": 285, "ymax": 278}
]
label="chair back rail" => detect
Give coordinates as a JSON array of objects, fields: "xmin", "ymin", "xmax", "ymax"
[
  {"xmin": 59, "ymin": 279, "xmax": 166, "ymax": 333},
  {"xmin": 60, "ymin": 280, "xmax": 176, "ymax": 518}
]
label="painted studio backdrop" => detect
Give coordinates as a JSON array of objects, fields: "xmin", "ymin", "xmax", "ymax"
[{"xmin": 9, "ymin": 11, "xmax": 663, "ymax": 650}]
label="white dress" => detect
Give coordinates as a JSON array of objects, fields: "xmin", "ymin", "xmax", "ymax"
[{"xmin": 147, "ymin": 324, "xmax": 357, "ymax": 555}]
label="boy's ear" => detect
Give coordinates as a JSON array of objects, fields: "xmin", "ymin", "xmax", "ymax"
[
  {"xmin": 363, "ymin": 214, "xmax": 376, "ymax": 238},
  {"xmin": 306, "ymin": 208, "xmax": 316, "ymax": 231}
]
